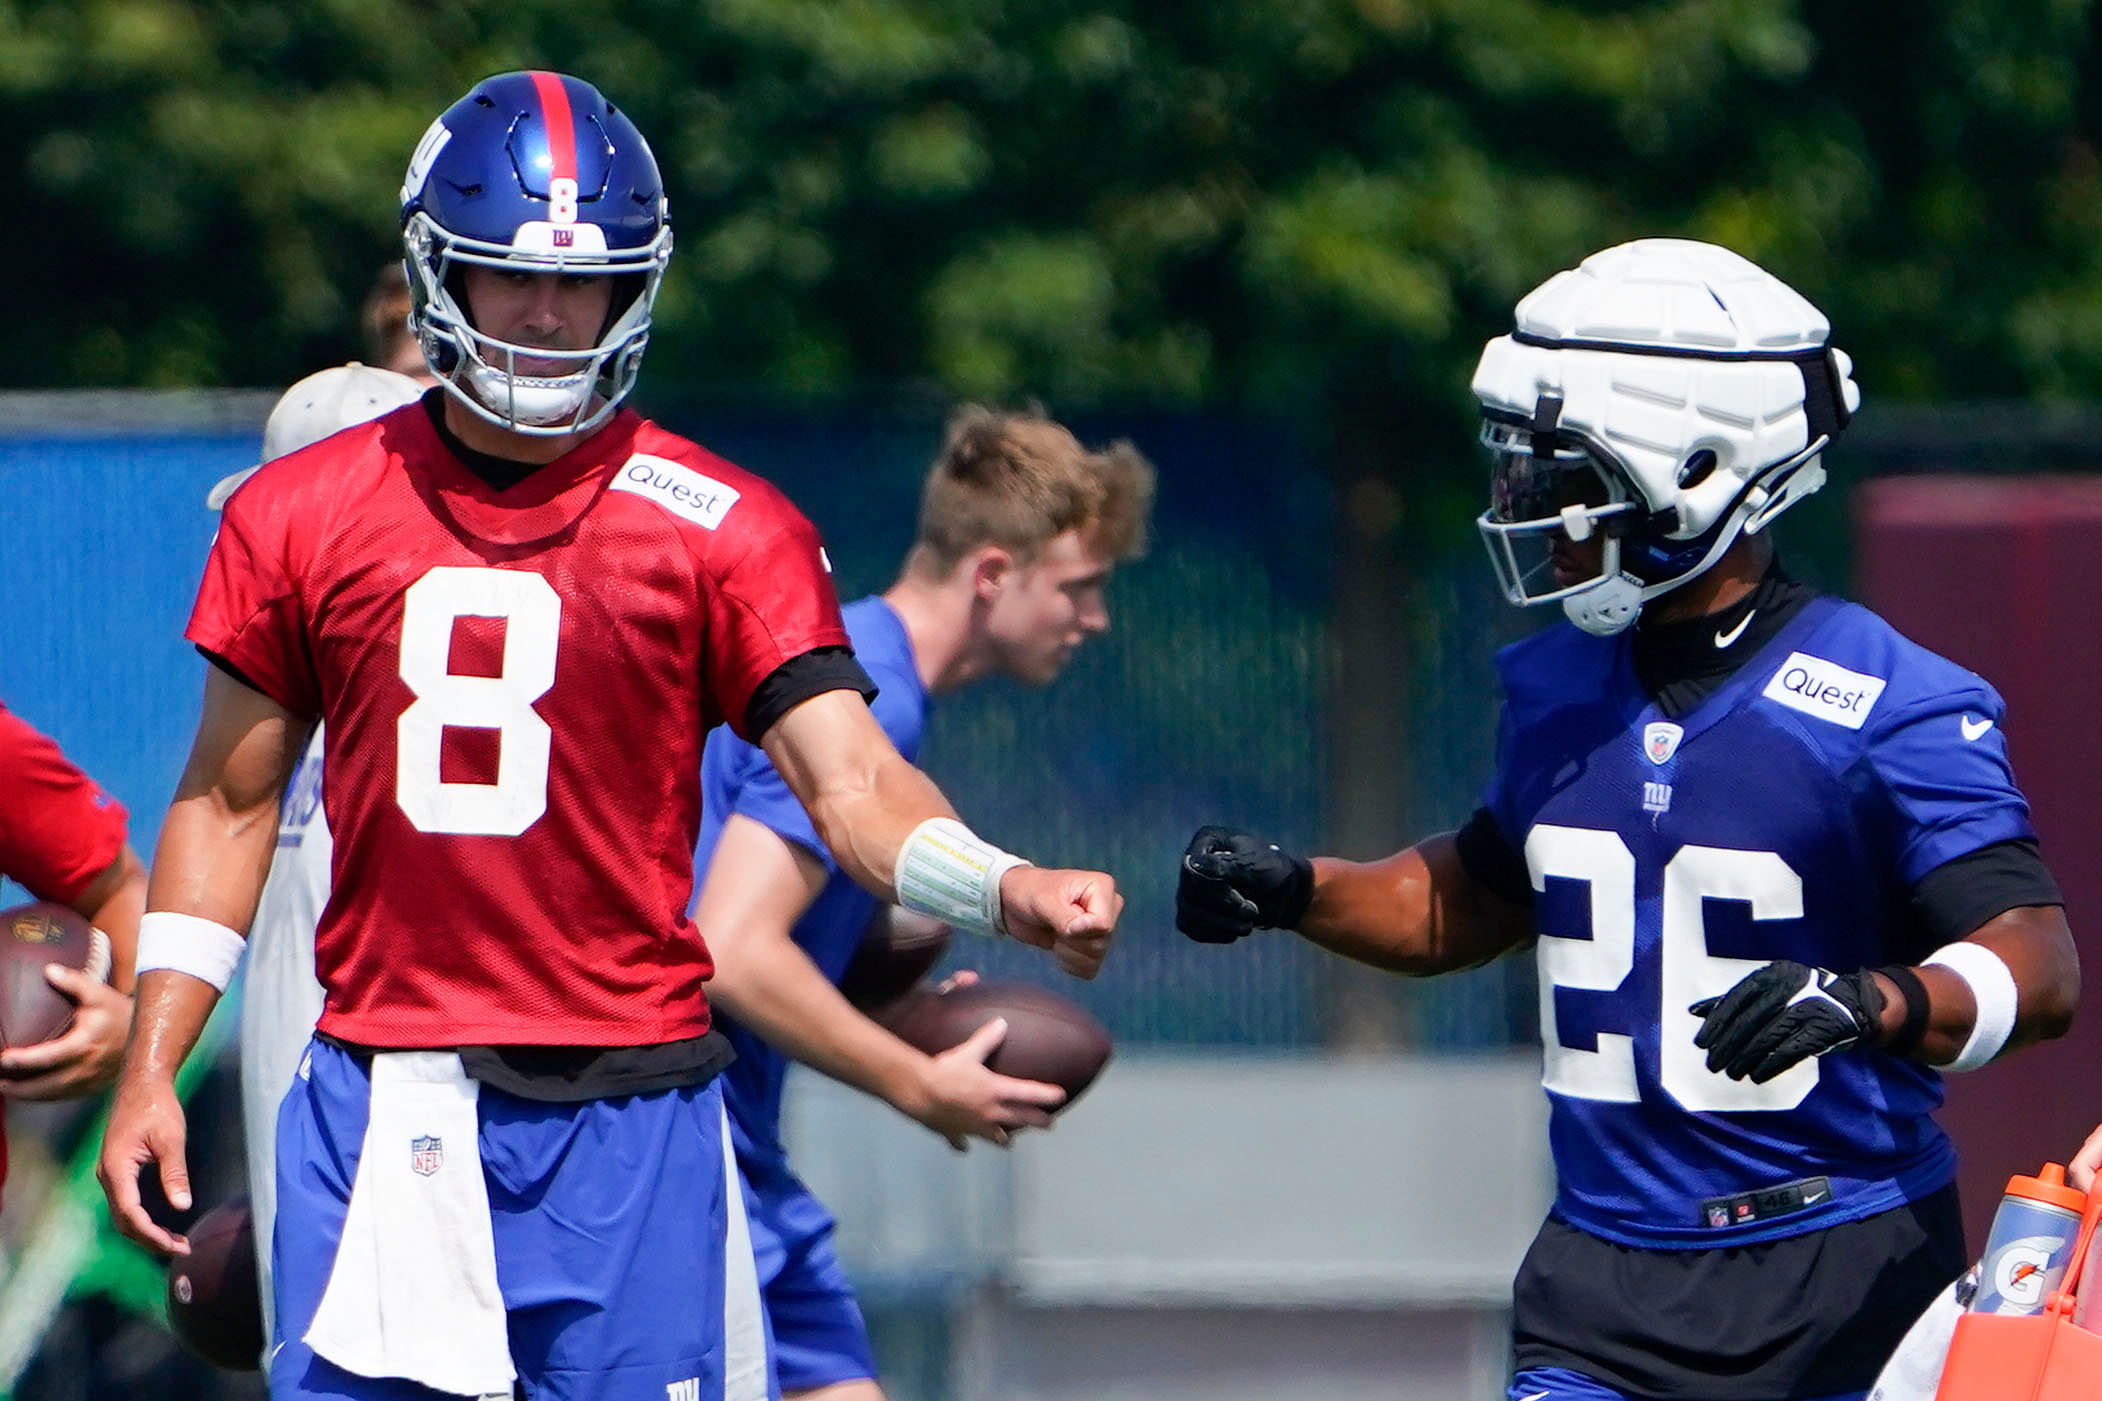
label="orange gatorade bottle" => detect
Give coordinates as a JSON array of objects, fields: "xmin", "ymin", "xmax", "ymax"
[
  {"xmin": 1972, "ymin": 1163, "xmax": 2087, "ymax": 1317},
  {"xmin": 1932, "ymin": 1164, "xmax": 2102, "ymax": 1400}
]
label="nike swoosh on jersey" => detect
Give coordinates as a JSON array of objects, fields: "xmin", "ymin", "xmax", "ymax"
[
  {"xmin": 1961, "ymin": 715, "xmax": 1994, "ymax": 741},
  {"xmin": 1801, "ymin": 1187, "xmax": 1827, "ymax": 1204},
  {"xmin": 1517, "ymin": 1392, "xmax": 1551, "ymax": 1401},
  {"xmin": 1713, "ymin": 611, "xmax": 1756, "ymax": 648}
]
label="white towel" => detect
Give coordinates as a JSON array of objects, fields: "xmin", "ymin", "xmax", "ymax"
[
  {"xmin": 303, "ymin": 1051, "xmax": 515, "ymax": 1398},
  {"xmin": 1868, "ymin": 1264, "xmax": 1978, "ymax": 1401},
  {"xmin": 720, "ymin": 1099, "xmax": 769, "ymax": 1401}
]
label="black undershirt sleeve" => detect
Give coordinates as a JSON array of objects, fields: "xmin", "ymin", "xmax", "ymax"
[
  {"xmin": 1455, "ymin": 806, "xmax": 1536, "ymax": 907},
  {"xmin": 742, "ymin": 647, "xmax": 879, "ymax": 742},
  {"xmin": 199, "ymin": 646, "xmax": 265, "ymax": 694},
  {"xmin": 199, "ymin": 645, "xmax": 319, "ymax": 720},
  {"xmin": 1905, "ymin": 838, "xmax": 2064, "ymax": 954}
]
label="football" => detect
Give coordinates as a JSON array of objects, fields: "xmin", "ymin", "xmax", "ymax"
[
  {"xmin": 0, "ymin": 901, "xmax": 110, "ymax": 1051},
  {"xmin": 837, "ymin": 906, "xmax": 952, "ymax": 1010},
  {"xmin": 165, "ymin": 1195, "xmax": 263, "ymax": 1371},
  {"xmin": 879, "ymin": 978, "xmax": 1114, "ymax": 1107}
]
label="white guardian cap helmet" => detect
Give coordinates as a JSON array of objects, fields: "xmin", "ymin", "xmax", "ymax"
[{"xmin": 1471, "ymin": 239, "xmax": 1860, "ymax": 635}]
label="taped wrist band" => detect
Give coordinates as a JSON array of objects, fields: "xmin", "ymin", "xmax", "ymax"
[
  {"xmin": 1923, "ymin": 941, "xmax": 2019, "ymax": 1072},
  {"xmin": 1875, "ymin": 964, "xmax": 1932, "ymax": 1058},
  {"xmin": 894, "ymin": 817, "xmax": 1031, "ymax": 938},
  {"xmin": 135, "ymin": 911, "xmax": 246, "ymax": 993}
]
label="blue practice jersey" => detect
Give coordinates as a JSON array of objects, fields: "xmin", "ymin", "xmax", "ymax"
[
  {"xmin": 1484, "ymin": 596, "xmax": 2033, "ymax": 1249},
  {"xmin": 696, "ymin": 596, "xmax": 928, "ymax": 1166}
]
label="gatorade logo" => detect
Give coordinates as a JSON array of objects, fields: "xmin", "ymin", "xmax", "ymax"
[{"xmin": 1989, "ymin": 1237, "xmax": 2060, "ymax": 1313}]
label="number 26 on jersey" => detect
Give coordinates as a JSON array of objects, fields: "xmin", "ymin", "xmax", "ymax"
[{"xmin": 1528, "ymin": 823, "xmax": 1819, "ymax": 1114}]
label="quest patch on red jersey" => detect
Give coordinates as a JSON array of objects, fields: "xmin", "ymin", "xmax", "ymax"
[{"xmin": 608, "ymin": 454, "xmax": 741, "ymax": 530}]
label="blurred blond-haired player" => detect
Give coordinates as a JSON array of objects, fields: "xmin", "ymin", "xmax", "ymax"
[{"xmin": 693, "ymin": 407, "xmax": 1154, "ymax": 1400}]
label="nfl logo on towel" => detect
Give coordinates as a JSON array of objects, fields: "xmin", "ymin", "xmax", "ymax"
[{"xmin": 410, "ymin": 1135, "xmax": 443, "ymax": 1177}]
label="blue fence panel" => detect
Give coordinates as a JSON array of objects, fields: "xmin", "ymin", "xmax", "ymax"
[{"xmin": 1, "ymin": 431, "xmax": 257, "ymax": 859}]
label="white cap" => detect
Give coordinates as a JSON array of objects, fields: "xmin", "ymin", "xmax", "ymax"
[{"xmin": 208, "ymin": 362, "xmax": 426, "ymax": 511}]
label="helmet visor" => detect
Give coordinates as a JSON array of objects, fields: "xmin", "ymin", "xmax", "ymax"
[
  {"xmin": 1475, "ymin": 419, "xmax": 1636, "ymax": 605},
  {"xmin": 1481, "ymin": 419, "xmax": 1619, "ymax": 523}
]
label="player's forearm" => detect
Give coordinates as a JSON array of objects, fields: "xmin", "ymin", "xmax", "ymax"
[
  {"xmin": 803, "ymin": 755, "xmax": 957, "ymax": 904},
  {"xmin": 125, "ymin": 778, "xmax": 275, "ymax": 1039},
  {"xmin": 117, "ymin": 970, "xmax": 222, "ymax": 1087},
  {"xmin": 121, "ymin": 795, "xmax": 258, "ymax": 1087},
  {"xmin": 1300, "ymin": 835, "xmax": 1532, "ymax": 975},
  {"xmin": 709, "ymin": 944, "xmax": 933, "ymax": 1115},
  {"xmin": 762, "ymin": 690, "xmax": 959, "ymax": 903},
  {"xmin": 1872, "ymin": 905, "xmax": 2079, "ymax": 1065}
]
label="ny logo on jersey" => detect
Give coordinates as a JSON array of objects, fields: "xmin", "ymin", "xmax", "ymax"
[
  {"xmin": 409, "ymin": 1135, "xmax": 443, "ymax": 1177},
  {"xmin": 666, "ymin": 1380, "xmax": 700, "ymax": 1401},
  {"xmin": 1643, "ymin": 781, "xmax": 1673, "ymax": 815}
]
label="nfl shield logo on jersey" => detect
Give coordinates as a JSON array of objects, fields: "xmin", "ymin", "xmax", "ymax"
[
  {"xmin": 410, "ymin": 1135, "xmax": 443, "ymax": 1177},
  {"xmin": 1643, "ymin": 722, "xmax": 1684, "ymax": 765}
]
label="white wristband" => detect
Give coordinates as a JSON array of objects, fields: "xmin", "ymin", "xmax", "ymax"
[
  {"xmin": 894, "ymin": 817, "xmax": 1031, "ymax": 938},
  {"xmin": 1924, "ymin": 942, "xmax": 2019, "ymax": 1072},
  {"xmin": 136, "ymin": 911, "xmax": 247, "ymax": 993}
]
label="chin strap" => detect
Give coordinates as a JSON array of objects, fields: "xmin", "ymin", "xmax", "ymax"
[{"xmin": 1563, "ymin": 572, "xmax": 1645, "ymax": 635}]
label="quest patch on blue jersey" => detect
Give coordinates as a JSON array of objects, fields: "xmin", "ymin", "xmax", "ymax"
[{"xmin": 1760, "ymin": 652, "xmax": 1887, "ymax": 730}]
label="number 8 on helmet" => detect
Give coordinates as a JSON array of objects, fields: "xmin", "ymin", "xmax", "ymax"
[{"xmin": 399, "ymin": 71, "xmax": 673, "ymax": 437}]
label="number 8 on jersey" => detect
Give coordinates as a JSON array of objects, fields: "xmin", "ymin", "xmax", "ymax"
[{"xmin": 396, "ymin": 566, "xmax": 561, "ymax": 837}]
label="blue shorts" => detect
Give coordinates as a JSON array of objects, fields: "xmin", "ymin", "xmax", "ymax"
[
  {"xmin": 738, "ymin": 1150, "xmax": 875, "ymax": 1393},
  {"xmin": 270, "ymin": 1039, "xmax": 773, "ymax": 1401},
  {"xmin": 1510, "ymin": 1367, "xmax": 1867, "ymax": 1401}
]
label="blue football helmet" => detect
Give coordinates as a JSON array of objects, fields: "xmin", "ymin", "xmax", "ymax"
[{"xmin": 400, "ymin": 72, "xmax": 672, "ymax": 436}]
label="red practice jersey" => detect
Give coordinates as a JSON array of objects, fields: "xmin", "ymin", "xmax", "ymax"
[
  {"xmin": 189, "ymin": 405, "xmax": 847, "ymax": 1048},
  {"xmin": 0, "ymin": 701, "xmax": 128, "ymax": 904},
  {"xmin": 0, "ymin": 701, "xmax": 129, "ymax": 1203}
]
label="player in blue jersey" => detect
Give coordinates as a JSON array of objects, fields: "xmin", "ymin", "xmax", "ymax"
[
  {"xmin": 691, "ymin": 407, "xmax": 1155, "ymax": 1400},
  {"xmin": 1176, "ymin": 240, "xmax": 2079, "ymax": 1401}
]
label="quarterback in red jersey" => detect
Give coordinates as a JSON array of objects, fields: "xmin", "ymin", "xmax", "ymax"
[
  {"xmin": 191, "ymin": 388, "xmax": 852, "ymax": 1050},
  {"xmin": 0, "ymin": 700, "xmax": 144, "ymax": 1180},
  {"xmin": 100, "ymin": 73, "xmax": 1119, "ymax": 1401}
]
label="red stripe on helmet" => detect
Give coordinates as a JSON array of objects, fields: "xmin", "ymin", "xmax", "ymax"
[{"xmin": 529, "ymin": 71, "xmax": 577, "ymax": 190}]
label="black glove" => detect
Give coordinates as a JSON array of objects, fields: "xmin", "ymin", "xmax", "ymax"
[
  {"xmin": 1176, "ymin": 825, "xmax": 1314, "ymax": 944},
  {"xmin": 1690, "ymin": 961, "xmax": 1885, "ymax": 1084}
]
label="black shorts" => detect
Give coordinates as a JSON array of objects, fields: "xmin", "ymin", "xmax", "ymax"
[{"xmin": 1511, "ymin": 1184, "xmax": 1965, "ymax": 1400}]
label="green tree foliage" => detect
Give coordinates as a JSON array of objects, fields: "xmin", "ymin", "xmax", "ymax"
[{"xmin": 6, "ymin": 0, "xmax": 2100, "ymax": 431}]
